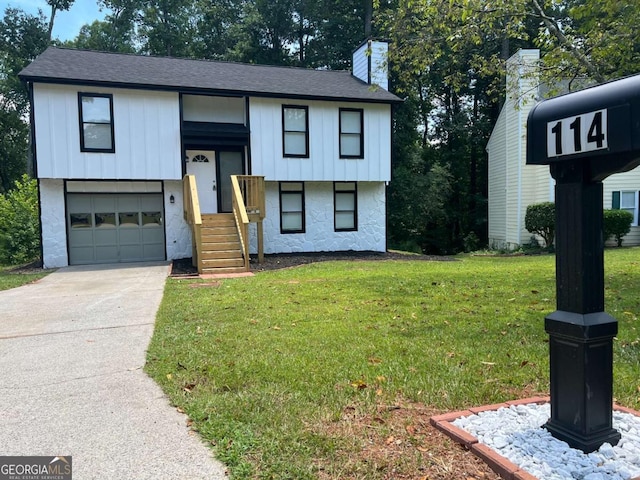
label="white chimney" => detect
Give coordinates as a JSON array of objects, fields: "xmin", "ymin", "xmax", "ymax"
[{"xmin": 352, "ymin": 40, "xmax": 389, "ymax": 91}]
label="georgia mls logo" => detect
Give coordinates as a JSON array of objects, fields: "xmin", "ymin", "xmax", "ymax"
[{"xmin": 0, "ymin": 456, "xmax": 72, "ymax": 480}]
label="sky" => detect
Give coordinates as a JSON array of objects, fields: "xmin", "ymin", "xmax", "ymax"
[{"xmin": 0, "ymin": 0, "xmax": 107, "ymax": 41}]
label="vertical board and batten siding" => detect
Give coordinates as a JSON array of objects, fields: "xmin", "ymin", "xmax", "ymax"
[
  {"xmin": 33, "ymin": 83, "xmax": 182, "ymax": 180},
  {"xmin": 249, "ymin": 97, "xmax": 391, "ymax": 182},
  {"xmin": 487, "ymin": 107, "xmax": 507, "ymax": 247}
]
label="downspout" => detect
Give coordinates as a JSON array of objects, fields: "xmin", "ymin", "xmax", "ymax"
[{"xmin": 516, "ymin": 64, "xmax": 525, "ymax": 246}]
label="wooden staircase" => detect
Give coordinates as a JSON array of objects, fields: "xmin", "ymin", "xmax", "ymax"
[{"xmin": 199, "ymin": 214, "xmax": 246, "ymax": 274}]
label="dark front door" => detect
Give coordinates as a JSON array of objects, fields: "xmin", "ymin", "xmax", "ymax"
[{"xmin": 216, "ymin": 150, "xmax": 245, "ymax": 213}]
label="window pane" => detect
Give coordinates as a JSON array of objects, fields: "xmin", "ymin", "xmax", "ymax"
[
  {"xmin": 70, "ymin": 213, "xmax": 91, "ymax": 228},
  {"xmin": 281, "ymin": 193, "xmax": 302, "ymax": 212},
  {"xmin": 95, "ymin": 213, "xmax": 116, "ymax": 228},
  {"xmin": 284, "ymin": 108, "xmax": 306, "ymax": 132},
  {"xmin": 336, "ymin": 212, "xmax": 355, "ymax": 230},
  {"xmin": 621, "ymin": 192, "xmax": 636, "ymax": 208},
  {"xmin": 142, "ymin": 212, "xmax": 162, "ymax": 226},
  {"xmin": 82, "ymin": 96, "xmax": 111, "ymax": 123},
  {"xmin": 119, "ymin": 212, "xmax": 139, "ymax": 227},
  {"xmin": 282, "ymin": 212, "xmax": 303, "ymax": 231},
  {"xmin": 284, "ymin": 132, "xmax": 307, "ymax": 156},
  {"xmin": 341, "ymin": 134, "xmax": 361, "ymax": 156},
  {"xmin": 280, "ymin": 182, "xmax": 303, "ymax": 192},
  {"xmin": 341, "ymin": 111, "xmax": 361, "ymax": 134},
  {"xmin": 336, "ymin": 192, "xmax": 355, "ymax": 211},
  {"xmin": 83, "ymin": 123, "xmax": 113, "ymax": 150},
  {"xmin": 335, "ymin": 182, "xmax": 356, "ymax": 191}
]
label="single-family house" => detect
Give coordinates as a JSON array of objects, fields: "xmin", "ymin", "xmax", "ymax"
[
  {"xmin": 19, "ymin": 41, "xmax": 401, "ymax": 273},
  {"xmin": 487, "ymin": 49, "xmax": 640, "ymax": 249}
]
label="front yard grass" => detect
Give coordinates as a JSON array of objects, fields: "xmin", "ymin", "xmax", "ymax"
[
  {"xmin": 0, "ymin": 264, "xmax": 49, "ymax": 291},
  {"xmin": 146, "ymin": 249, "xmax": 640, "ymax": 479}
]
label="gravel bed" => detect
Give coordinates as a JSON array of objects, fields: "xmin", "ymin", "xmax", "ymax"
[{"xmin": 453, "ymin": 403, "xmax": 640, "ymax": 479}]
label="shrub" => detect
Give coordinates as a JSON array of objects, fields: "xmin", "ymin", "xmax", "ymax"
[
  {"xmin": 524, "ymin": 202, "xmax": 555, "ymax": 248},
  {"xmin": 0, "ymin": 175, "xmax": 40, "ymax": 265},
  {"xmin": 603, "ymin": 209, "xmax": 634, "ymax": 247}
]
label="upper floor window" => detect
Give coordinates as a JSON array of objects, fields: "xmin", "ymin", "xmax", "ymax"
[
  {"xmin": 339, "ymin": 108, "xmax": 363, "ymax": 159},
  {"xmin": 79, "ymin": 93, "xmax": 115, "ymax": 153},
  {"xmin": 282, "ymin": 105, "xmax": 309, "ymax": 158}
]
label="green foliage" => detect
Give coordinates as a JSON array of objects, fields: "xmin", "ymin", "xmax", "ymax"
[
  {"xmin": 603, "ymin": 209, "xmax": 633, "ymax": 247},
  {"xmin": 0, "ymin": 265, "xmax": 48, "ymax": 290},
  {"xmin": 0, "ymin": 107, "xmax": 29, "ymax": 193},
  {"xmin": 525, "ymin": 202, "xmax": 555, "ymax": 247},
  {"xmin": 0, "ymin": 175, "xmax": 40, "ymax": 265}
]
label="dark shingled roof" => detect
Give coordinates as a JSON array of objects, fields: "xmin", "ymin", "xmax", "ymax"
[{"xmin": 19, "ymin": 47, "xmax": 401, "ymax": 104}]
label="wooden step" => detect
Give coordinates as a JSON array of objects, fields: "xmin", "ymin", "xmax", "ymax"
[
  {"xmin": 202, "ymin": 258, "xmax": 244, "ymax": 269},
  {"xmin": 201, "ymin": 233, "xmax": 240, "ymax": 244},
  {"xmin": 200, "ymin": 250, "xmax": 242, "ymax": 260},
  {"xmin": 201, "ymin": 266, "xmax": 247, "ymax": 275}
]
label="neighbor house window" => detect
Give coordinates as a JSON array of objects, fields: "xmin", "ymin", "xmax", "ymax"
[
  {"xmin": 339, "ymin": 108, "xmax": 363, "ymax": 158},
  {"xmin": 612, "ymin": 190, "xmax": 639, "ymax": 225},
  {"xmin": 79, "ymin": 93, "xmax": 115, "ymax": 153},
  {"xmin": 282, "ymin": 105, "xmax": 309, "ymax": 157},
  {"xmin": 334, "ymin": 182, "xmax": 357, "ymax": 231},
  {"xmin": 280, "ymin": 182, "xmax": 305, "ymax": 233}
]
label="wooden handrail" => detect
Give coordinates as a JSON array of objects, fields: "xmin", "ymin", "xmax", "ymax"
[
  {"xmin": 231, "ymin": 175, "xmax": 251, "ymax": 271},
  {"xmin": 183, "ymin": 175, "xmax": 203, "ymax": 273}
]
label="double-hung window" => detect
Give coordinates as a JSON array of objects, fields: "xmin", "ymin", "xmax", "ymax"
[
  {"xmin": 280, "ymin": 182, "xmax": 305, "ymax": 233},
  {"xmin": 612, "ymin": 190, "xmax": 639, "ymax": 225},
  {"xmin": 339, "ymin": 108, "xmax": 363, "ymax": 159},
  {"xmin": 334, "ymin": 182, "xmax": 357, "ymax": 231},
  {"xmin": 282, "ymin": 105, "xmax": 309, "ymax": 157},
  {"xmin": 79, "ymin": 93, "xmax": 115, "ymax": 153}
]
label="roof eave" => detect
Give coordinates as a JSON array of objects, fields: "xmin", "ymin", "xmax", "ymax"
[{"xmin": 19, "ymin": 75, "xmax": 403, "ymax": 104}]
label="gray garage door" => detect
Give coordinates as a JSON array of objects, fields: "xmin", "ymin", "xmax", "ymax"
[{"xmin": 67, "ymin": 193, "xmax": 165, "ymax": 265}]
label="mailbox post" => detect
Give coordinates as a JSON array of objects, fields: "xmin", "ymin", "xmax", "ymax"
[{"xmin": 527, "ymin": 74, "xmax": 640, "ymax": 453}]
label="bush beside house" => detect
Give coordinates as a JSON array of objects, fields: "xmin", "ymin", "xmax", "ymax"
[
  {"xmin": 0, "ymin": 175, "xmax": 40, "ymax": 265},
  {"xmin": 603, "ymin": 209, "xmax": 634, "ymax": 247},
  {"xmin": 524, "ymin": 202, "xmax": 555, "ymax": 248}
]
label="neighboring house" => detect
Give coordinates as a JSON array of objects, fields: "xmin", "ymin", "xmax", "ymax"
[
  {"xmin": 487, "ymin": 49, "xmax": 640, "ymax": 249},
  {"xmin": 19, "ymin": 41, "xmax": 400, "ymax": 272}
]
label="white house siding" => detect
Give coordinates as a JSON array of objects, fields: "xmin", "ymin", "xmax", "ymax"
[
  {"xmin": 163, "ymin": 180, "xmax": 192, "ymax": 259},
  {"xmin": 249, "ymin": 98, "xmax": 391, "ymax": 182},
  {"xmin": 33, "ymin": 83, "xmax": 181, "ymax": 180},
  {"xmin": 251, "ymin": 181, "xmax": 386, "ymax": 254},
  {"xmin": 487, "ymin": 108, "xmax": 507, "ymax": 248},
  {"xmin": 39, "ymin": 178, "xmax": 68, "ymax": 268},
  {"xmin": 603, "ymin": 167, "xmax": 640, "ymax": 246}
]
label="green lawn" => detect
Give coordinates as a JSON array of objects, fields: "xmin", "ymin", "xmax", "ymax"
[
  {"xmin": 146, "ymin": 249, "xmax": 640, "ymax": 479},
  {"xmin": 0, "ymin": 265, "xmax": 49, "ymax": 291}
]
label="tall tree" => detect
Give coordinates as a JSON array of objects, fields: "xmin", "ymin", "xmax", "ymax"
[
  {"xmin": 139, "ymin": 0, "xmax": 197, "ymax": 57},
  {"xmin": 45, "ymin": 0, "xmax": 75, "ymax": 41}
]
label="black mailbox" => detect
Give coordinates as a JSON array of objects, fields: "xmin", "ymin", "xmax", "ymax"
[
  {"xmin": 527, "ymin": 73, "xmax": 640, "ymax": 179},
  {"xmin": 525, "ymin": 74, "xmax": 640, "ymax": 453}
]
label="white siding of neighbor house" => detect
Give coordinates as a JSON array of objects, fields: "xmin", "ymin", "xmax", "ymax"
[
  {"xmin": 248, "ymin": 181, "xmax": 386, "ymax": 254},
  {"xmin": 489, "ymin": 49, "xmax": 554, "ymax": 249},
  {"xmin": 249, "ymin": 98, "xmax": 391, "ymax": 182},
  {"xmin": 603, "ymin": 167, "xmax": 640, "ymax": 246},
  {"xmin": 33, "ymin": 83, "xmax": 181, "ymax": 180},
  {"xmin": 487, "ymin": 107, "xmax": 507, "ymax": 248}
]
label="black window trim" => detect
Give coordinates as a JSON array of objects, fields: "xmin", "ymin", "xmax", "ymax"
[
  {"xmin": 334, "ymin": 181, "xmax": 358, "ymax": 232},
  {"xmin": 282, "ymin": 105, "xmax": 309, "ymax": 158},
  {"xmin": 279, "ymin": 181, "xmax": 305, "ymax": 234},
  {"xmin": 339, "ymin": 107, "xmax": 364, "ymax": 159},
  {"xmin": 78, "ymin": 92, "xmax": 115, "ymax": 153}
]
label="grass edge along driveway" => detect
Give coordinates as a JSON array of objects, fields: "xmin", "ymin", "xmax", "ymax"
[
  {"xmin": 146, "ymin": 250, "xmax": 640, "ymax": 479},
  {"xmin": 0, "ymin": 265, "xmax": 49, "ymax": 291}
]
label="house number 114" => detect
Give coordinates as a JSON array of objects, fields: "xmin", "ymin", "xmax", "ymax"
[{"xmin": 546, "ymin": 109, "xmax": 608, "ymax": 158}]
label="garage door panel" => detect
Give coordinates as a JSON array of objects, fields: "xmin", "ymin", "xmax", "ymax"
[{"xmin": 67, "ymin": 193, "xmax": 165, "ymax": 265}]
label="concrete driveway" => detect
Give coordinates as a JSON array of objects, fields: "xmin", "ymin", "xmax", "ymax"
[{"xmin": 0, "ymin": 262, "xmax": 227, "ymax": 480}]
